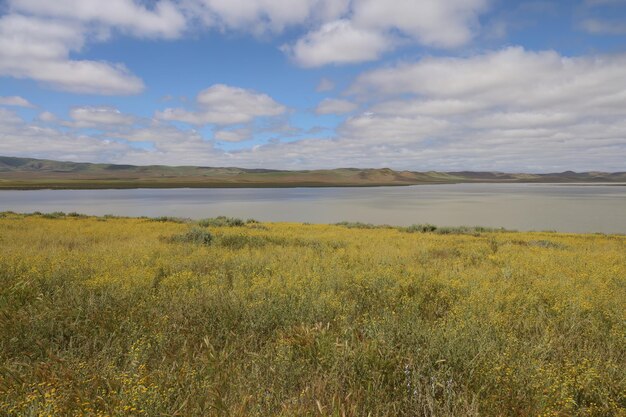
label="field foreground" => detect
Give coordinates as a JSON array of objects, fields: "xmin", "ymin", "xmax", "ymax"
[{"xmin": 0, "ymin": 213, "xmax": 624, "ymax": 416}]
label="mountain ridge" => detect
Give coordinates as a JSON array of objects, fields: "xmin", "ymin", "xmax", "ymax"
[{"xmin": 1, "ymin": 156, "xmax": 624, "ymax": 189}]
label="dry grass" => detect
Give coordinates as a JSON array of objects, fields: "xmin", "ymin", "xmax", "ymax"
[{"xmin": 0, "ymin": 212, "xmax": 624, "ymax": 416}]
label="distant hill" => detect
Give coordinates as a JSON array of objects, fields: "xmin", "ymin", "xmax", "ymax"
[{"xmin": 0, "ymin": 156, "xmax": 624, "ymax": 189}]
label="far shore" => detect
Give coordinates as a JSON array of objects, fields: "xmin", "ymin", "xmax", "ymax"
[{"xmin": 2, "ymin": 179, "xmax": 626, "ymax": 191}]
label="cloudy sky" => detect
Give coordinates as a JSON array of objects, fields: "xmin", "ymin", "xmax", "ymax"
[{"xmin": 1, "ymin": 0, "xmax": 625, "ymax": 171}]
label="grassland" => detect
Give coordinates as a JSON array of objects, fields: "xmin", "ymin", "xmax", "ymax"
[
  {"xmin": 2, "ymin": 156, "xmax": 625, "ymax": 189},
  {"xmin": 0, "ymin": 212, "xmax": 624, "ymax": 416}
]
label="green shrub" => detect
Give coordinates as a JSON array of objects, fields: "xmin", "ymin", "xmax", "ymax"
[
  {"xmin": 67, "ymin": 212, "xmax": 87, "ymax": 218},
  {"xmin": 403, "ymin": 224, "xmax": 513, "ymax": 236},
  {"xmin": 168, "ymin": 228, "xmax": 213, "ymax": 246},
  {"xmin": 150, "ymin": 216, "xmax": 189, "ymax": 223},
  {"xmin": 198, "ymin": 216, "xmax": 245, "ymax": 227},
  {"xmin": 219, "ymin": 234, "xmax": 270, "ymax": 249},
  {"xmin": 41, "ymin": 211, "xmax": 66, "ymax": 219},
  {"xmin": 335, "ymin": 221, "xmax": 380, "ymax": 229},
  {"xmin": 404, "ymin": 223, "xmax": 438, "ymax": 233},
  {"xmin": 528, "ymin": 240, "xmax": 566, "ymax": 249}
]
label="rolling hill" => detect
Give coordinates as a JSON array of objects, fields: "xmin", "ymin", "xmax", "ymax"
[{"xmin": 0, "ymin": 156, "xmax": 624, "ymax": 189}]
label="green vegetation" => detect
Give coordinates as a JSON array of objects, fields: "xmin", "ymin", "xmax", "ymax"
[
  {"xmin": 0, "ymin": 212, "xmax": 624, "ymax": 416},
  {"xmin": 150, "ymin": 216, "xmax": 190, "ymax": 224},
  {"xmin": 167, "ymin": 227, "xmax": 214, "ymax": 246},
  {"xmin": 335, "ymin": 222, "xmax": 513, "ymax": 236},
  {"xmin": 1, "ymin": 155, "xmax": 625, "ymax": 189},
  {"xmin": 198, "ymin": 216, "xmax": 247, "ymax": 227}
]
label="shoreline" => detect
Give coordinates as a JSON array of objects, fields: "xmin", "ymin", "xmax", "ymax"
[
  {"xmin": 2, "ymin": 211, "xmax": 624, "ymax": 236},
  {"xmin": 1, "ymin": 179, "xmax": 625, "ymax": 191}
]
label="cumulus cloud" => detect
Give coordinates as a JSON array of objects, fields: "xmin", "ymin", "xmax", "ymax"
[
  {"xmin": 351, "ymin": 47, "xmax": 626, "ymax": 113},
  {"xmin": 0, "ymin": 95, "xmax": 35, "ymax": 108},
  {"xmin": 352, "ymin": 0, "xmax": 488, "ymax": 48},
  {"xmin": 315, "ymin": 98, "xmax": 358, "ymax": 114},
  {"xmin": 0, "ymin": 0, "xmax": 495, "ymax": 92},
  {"xmin": 283, "ymin": 19, "xmax": 394, "ymax": 67},
  {"xmin": 338, "ymin": 113, "xmax": 449, "ymax": 143},
  {"xmin": 325, "ymin": 46, "xmax": 626, "ymax": 170},
  {"xmin": 214, "ymin": 128, "xmax": 253, "ymax": 142},
  {"xmin": 284, "ymin": 0, "xmax": 489, "ymax": 66},
  {"xmin": 0, "ymin": 108, "xmax": 24, "ymax": 125},
  {"xmin": 66, "ymin": 106, "xmax": 136, "ymax": 128},
  {"xmin": 371, "ymin": 99, "xmax": 487, "ymax": 117},
  {"xmin": 183, "ymin": 0, "xmax": 349, "ymax": 34},
  {"xmin": 0, "ymin": 109, "xmax": 133, "ymax": 162},
  {"xmin": 8, "ymin": 0, "xmax": 186, "ymax": 38},
  {"xmin": 37, "ymin": 111, "xmax": 58, "ymax": 122},
  {"xmin": 0, "ymin": 0, "xmax": 188, "ymax": 94},
  {"xmin": 0, "ymin": 14, "xmax": 144, "ymax": 94},
  {"xmin": 3, "ymin": 90, "xmax": 625, "ymax": 172},
  {"xmin": 157, "ymin": 84, "xmax": 286, "ymax": 125}
]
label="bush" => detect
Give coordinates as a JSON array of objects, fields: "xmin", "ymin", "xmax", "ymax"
[
  {"xmin": 41, "ymin": 211, "xmax": 66, "ymax": 219},
  {"xmin": 528, "ymin": 240, "xmax": 566, "ymax": 249},
  {"xmin": 198, "ymin": 216, "xmax": 245, "ymax": 227},
  {"xmin": 220, "ymin": 234, "xmax": 288, "ymax": 249},
  {"xmin": 404, "ymin": 223, "xmax": 438, "ymax": 233},
  {"xmin": 67, "ymin": 212, "xmax": 86, "ymax": 218},
  {"xmin": 168, "ymin": 228, "xmax": 213, "ymax": 246},
  {"xmin": 335, "ymin": 221, "xmax": 382, "ymax": 229},
  {"xmin": 403, "ymin": 224, "xmax": 513, "ymax": 236},
  {"xmin": 150, "ymin": 216, "xmax": 189, "ymax": 223}
]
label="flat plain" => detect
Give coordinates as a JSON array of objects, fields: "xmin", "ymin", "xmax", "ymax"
[{"xmin": 0, "ymin": 213, "xmax": 624, "ymax": 416}]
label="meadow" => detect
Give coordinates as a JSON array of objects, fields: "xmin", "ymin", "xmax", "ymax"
[{"xmin": 0, "ymin": 212, "xmax": 624, "ymax": 416}]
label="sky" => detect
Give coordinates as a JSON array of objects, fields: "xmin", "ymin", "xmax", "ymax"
[{"xmin": 1, "ymin": 0, "xmax": 625, "ymax": 172}]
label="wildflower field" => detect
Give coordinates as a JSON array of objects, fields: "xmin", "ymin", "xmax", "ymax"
[{"xmin": 0, "ymin": 212, "xmax": 624, "ymax": 416}]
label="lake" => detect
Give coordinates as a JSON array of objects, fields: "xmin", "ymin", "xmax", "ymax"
[{"xmin": 1, "ymin": 183, "xmax": 625, "ymax": 233}]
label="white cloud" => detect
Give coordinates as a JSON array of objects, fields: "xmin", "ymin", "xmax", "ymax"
[
  {"xmin": 67, "ymin": 106, "xmax": 136, "ymax": 128},
  {"xmin": 0, "ymin": 14, "xmax": 144, "ymax": 94},
  {"xmin": 582, "ymin": 18, "xmax": 626, "ymax": 35},
  {"xmin": 339, "ymin": 113, "xmax": 449, "ymax": 143},
  {"xmin": 214, "ymin": 127, "xmax": 253, "ymax": 142},
  {"xmin": 371, "ymin": 99, "xmax": 487, "ymax": 116},
  {"xmin": 38, "ymin": 111, "xmax": 58, "ymax": 122},
  {"xmin": 3, "ymin": 96, "xmax": 625, "ymax": 172},
  {"xmin": 157, "ymin": 84, "xmax": 286, "ymax": 125},
  {"xmin": 0, "ymin": 95, "xmax": 35, "ymax": 108},
  {"xmin": 469, "ymin": 112, "xmax": 579, "ymax": 130},
  {"xmin": 0, "ymin": 108, "xmax": 24, "ymax": 125},
  {"xmin": 316, "ymin": 77, "xmax": 335, "ymax": 92},
  {"xmin": 8, "ymin": 0, "xmax": 186, "ymax": 39},
  {"xmin": 318, "ymin": 46, "xmax": 626, "ymax": 170},
  {"xmin": 315, "ymin": 98, "xmax": 358, "ymax": 114},
  {"xmin": 284, "ymin": 0, "xmax": 489, "ymax": 66},
  {"xmin": 184, "ymin": 0, "xmax": 349, "ymax": 34},
  {"xmin": 284, "ymin": 19, "xmax": 394, "ymax": 67},
  {"xmin": 0, "ymin": 110, "xmax": 133, "ymax": 162},
  {"xmin": 0, "ymin": 0, "xmax": 186, "ymax": 94},
  {"xmin": 352, "ymin": 0, "xmax": 488, "ymax": 48},
  {"xmin": 351, "ymin": 47, "xmax": 626, "ymax": 114}
]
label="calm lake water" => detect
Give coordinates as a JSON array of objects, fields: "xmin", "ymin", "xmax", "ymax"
[{"xmin": 1, "ymin": 183, "xmax": 625, "ymax": 233}]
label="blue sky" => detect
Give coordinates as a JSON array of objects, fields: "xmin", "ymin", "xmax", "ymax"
[{"xmin": 0, "ymin": 0, "xmax": 625, "ymax": 171}]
